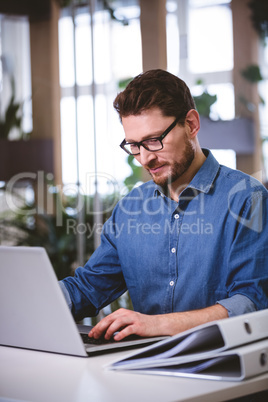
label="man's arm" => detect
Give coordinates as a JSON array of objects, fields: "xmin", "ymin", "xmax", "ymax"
[
  {"xmin": 60, "ymin": 275, "xmax": 255, "ymax": 341},
  {"xmin": 88, "ymin": 304, "xmax": 228, "ymax": 341}
]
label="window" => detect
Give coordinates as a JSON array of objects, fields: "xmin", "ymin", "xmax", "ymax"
[
  {"xmin": 0, "ymin": 15, "xmax": 32, "ymax": 138},
  {"xmin": 167, "ymin": 0, "xmax": 234, "ymax": 122},
  {"xmin": 58, "ymin": 3, "xmax": 142, "ymax": 194},
  {"xmin": 166, "ymin": 1, "xmax": 180, "ymax": 75},
  {"xmin": 188, "ymin": 1, "xmax": 233, "ymax": 74}
]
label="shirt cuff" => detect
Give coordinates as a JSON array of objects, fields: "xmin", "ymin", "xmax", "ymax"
[
  {"xmin": 59, "ymin": 281, "xmax": 73, "ymax": 311},
  {"xmin": 217, "ymin": 294, "xmax": 257, "ymax": 317}
]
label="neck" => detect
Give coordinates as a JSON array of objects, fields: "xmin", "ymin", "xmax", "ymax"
[{"xmin": 169, "ymin": 148, "xmax": 206, "ymax": 202}]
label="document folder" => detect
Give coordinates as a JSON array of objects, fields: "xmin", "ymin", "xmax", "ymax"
[
  {"xmin": 135, "ymin": 339, "xmax": 268, "ymax": 381},
  {"xmin": 108, "ymin": 309, "xmax": 268, "ymax": 381}
]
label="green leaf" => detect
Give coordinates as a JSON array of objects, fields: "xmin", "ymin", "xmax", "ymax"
[
  {"xmin": 241, "ymin": 65, "xmax": 263, "ymax": 83},
  {"xmin": 193, "ymin": 92, "xmax": 217, "ymax": 117}
]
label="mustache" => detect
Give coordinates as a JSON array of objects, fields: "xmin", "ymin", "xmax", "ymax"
[{"xmin": 147, "ymin": 161, "xmax": 165, "ymax": 169}]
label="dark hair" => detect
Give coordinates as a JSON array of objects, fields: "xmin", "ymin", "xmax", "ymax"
[{"xmin": 113, "ymin": 69, "xmax": 196, "ymax": 124}]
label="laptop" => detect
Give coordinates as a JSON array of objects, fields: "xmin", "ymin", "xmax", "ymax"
[{"xmin": 0, "ymin": 246, "xmax": 167, "ymax": 357}]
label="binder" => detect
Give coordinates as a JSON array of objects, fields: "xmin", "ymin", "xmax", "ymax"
[
  {"xmin": 134, "ymin": 339, "xmax": 268, "ymax": 381},
  {"xmin": 108, "ymin": 309, "xmax": 268, "ymax": 381}
]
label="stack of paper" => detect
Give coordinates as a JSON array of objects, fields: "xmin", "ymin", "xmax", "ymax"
[{"xmin": 108, "ymin": 309, "xmax": 268, "ymax": 381}]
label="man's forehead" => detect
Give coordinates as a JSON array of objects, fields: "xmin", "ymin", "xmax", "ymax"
[{"xmin": 122, "ymin": 111, "xmax": 173, "ymax": 142}]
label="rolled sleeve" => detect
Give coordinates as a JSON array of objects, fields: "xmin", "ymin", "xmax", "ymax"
[{"xmin": 217, "ymin": 294, "xmax": 257, "ymax": 317}]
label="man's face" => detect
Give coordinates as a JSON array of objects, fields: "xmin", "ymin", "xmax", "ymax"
[{"xmin": 122, "ymin": 108, "xmax": 195, "ymax": 190}]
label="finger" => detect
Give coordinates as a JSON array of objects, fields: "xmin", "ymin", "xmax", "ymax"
[
  {"xmin": 102, "ymin": 316, "xmax": 133, "ymax": 340},
  {"xmin": 104, "ymin": 311, "xmax": 141, "ymax": 340},
  {"xmin": 88, "ymin": 309, "xmax": 128, "ymax": 339},
  {"xmin": 88, "ymin": 316, "xmax": 114, "ymax": 339},
  {"xmin": 113, "ymin": 324, "xmax": 136, "ymax": 341}
]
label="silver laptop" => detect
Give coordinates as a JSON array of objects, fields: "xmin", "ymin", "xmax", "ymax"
[{"xmin": 0, "ymin": 246, "xmax": 167, "ymax": 357}]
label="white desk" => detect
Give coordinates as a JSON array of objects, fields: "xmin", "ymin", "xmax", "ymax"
[{"xmin": 1, "ymin": 346, "xmax": 268, "ymax": 402}]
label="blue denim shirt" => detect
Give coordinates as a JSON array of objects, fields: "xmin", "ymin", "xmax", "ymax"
[{"xmin": 61, "ymin": 150, "xmax": 268, "ymax": 320}]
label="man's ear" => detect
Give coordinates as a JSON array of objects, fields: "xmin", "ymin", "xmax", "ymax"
[{"xmin": 185, "ymin": 109, "xmax": 200, "ymax": 138}]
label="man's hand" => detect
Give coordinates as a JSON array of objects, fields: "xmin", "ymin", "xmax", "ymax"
[
  {"xmin": 88, "ymin": 308, "xmax": 162, "ymax": 341},
  {"xmin": 88, "ymin": 304, "xmax": 228, "ymax": 341}
]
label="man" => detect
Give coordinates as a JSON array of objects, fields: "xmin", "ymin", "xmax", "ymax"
[{"xmin": 60, "ymin": 69, "xmax": 268, "ymax": 342}]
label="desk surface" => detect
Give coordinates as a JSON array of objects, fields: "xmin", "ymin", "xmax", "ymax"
[{"xmin": 1, "ymin": 346, "xmax": 268, "ymax": 402}]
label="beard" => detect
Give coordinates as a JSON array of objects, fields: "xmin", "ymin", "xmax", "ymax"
[{"xmin": 148, "ymin": 134, "xmax": 195, "ymax": 192}]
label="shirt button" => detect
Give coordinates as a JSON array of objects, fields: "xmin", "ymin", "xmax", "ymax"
[
  {"xmin": 161, "ymin": 193, "xmax": 165, "ymax": 198},
  {"xmin": 170, "ymin": 281, "xmax": 174, "ymax": 286},
  {"xmin": 171, "ymin": 247, "xmax": 176, "ymax": 253},
  {"xmin": 174, "ymin": 214, "xmax": 179, "ymax": 219}
]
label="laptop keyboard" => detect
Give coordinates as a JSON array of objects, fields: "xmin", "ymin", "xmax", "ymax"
[{"xmin": 80, "ymin": 332, "xmax": 140, "ymax": 345}]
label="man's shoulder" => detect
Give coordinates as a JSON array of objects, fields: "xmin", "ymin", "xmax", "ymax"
[{"xmin": 217, "ymin": 164, "xmax": 268, "ymax": 198}]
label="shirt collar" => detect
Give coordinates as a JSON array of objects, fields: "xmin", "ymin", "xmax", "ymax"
[
  {"xmin": 154, "ymin": 148, "xmax": 220, "ymax": 197},
  {"xmin": 187, "ymin": 148, "xmax": 220, "ymax": 193}
]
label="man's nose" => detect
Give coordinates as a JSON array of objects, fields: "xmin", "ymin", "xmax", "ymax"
[{"xmin": 139, "ymin": 145, "xmax": 157, "ymax": 166}]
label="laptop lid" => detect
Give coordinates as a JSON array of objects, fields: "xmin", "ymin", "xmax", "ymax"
[
  {"xmin": 0, "ymin": 246, "xmax": 88, "ymax": 357},
  {"xmin": 0, "ymin": 246, "xmax": 167, "ymax": 357}
]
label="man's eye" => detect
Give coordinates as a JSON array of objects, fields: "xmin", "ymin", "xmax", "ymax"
[
  {"xmin": 130, "ymin": 144, "xmax": 139, "ymax": 152},
  {"xmin": 144, "ymin": 139, "xmax": 159, "ymax": 145}
]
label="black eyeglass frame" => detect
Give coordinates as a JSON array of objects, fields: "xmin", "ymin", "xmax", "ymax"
[{"xmin": 120, "ymin": 115, "xmax": 181, "ymax": 156}]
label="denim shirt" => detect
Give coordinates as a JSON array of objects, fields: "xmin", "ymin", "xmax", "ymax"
[{"xmin": 61, "ymin": 150, "xmax": 268, "ymax": 320}]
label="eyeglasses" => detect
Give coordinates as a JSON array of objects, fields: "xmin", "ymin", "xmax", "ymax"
[{"xmin": 120, "ymin": 116, "xmax": 181, "ymax": 156}]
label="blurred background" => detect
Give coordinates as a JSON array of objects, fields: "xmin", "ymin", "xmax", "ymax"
[{"xmin": 0, "ymin": 0, "xmax": 267, "ymax": 287}]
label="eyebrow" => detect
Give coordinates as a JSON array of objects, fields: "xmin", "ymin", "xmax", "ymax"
[{"xmin": 125, "ymin": 129, "xmax": 165, "ymax": 144}]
